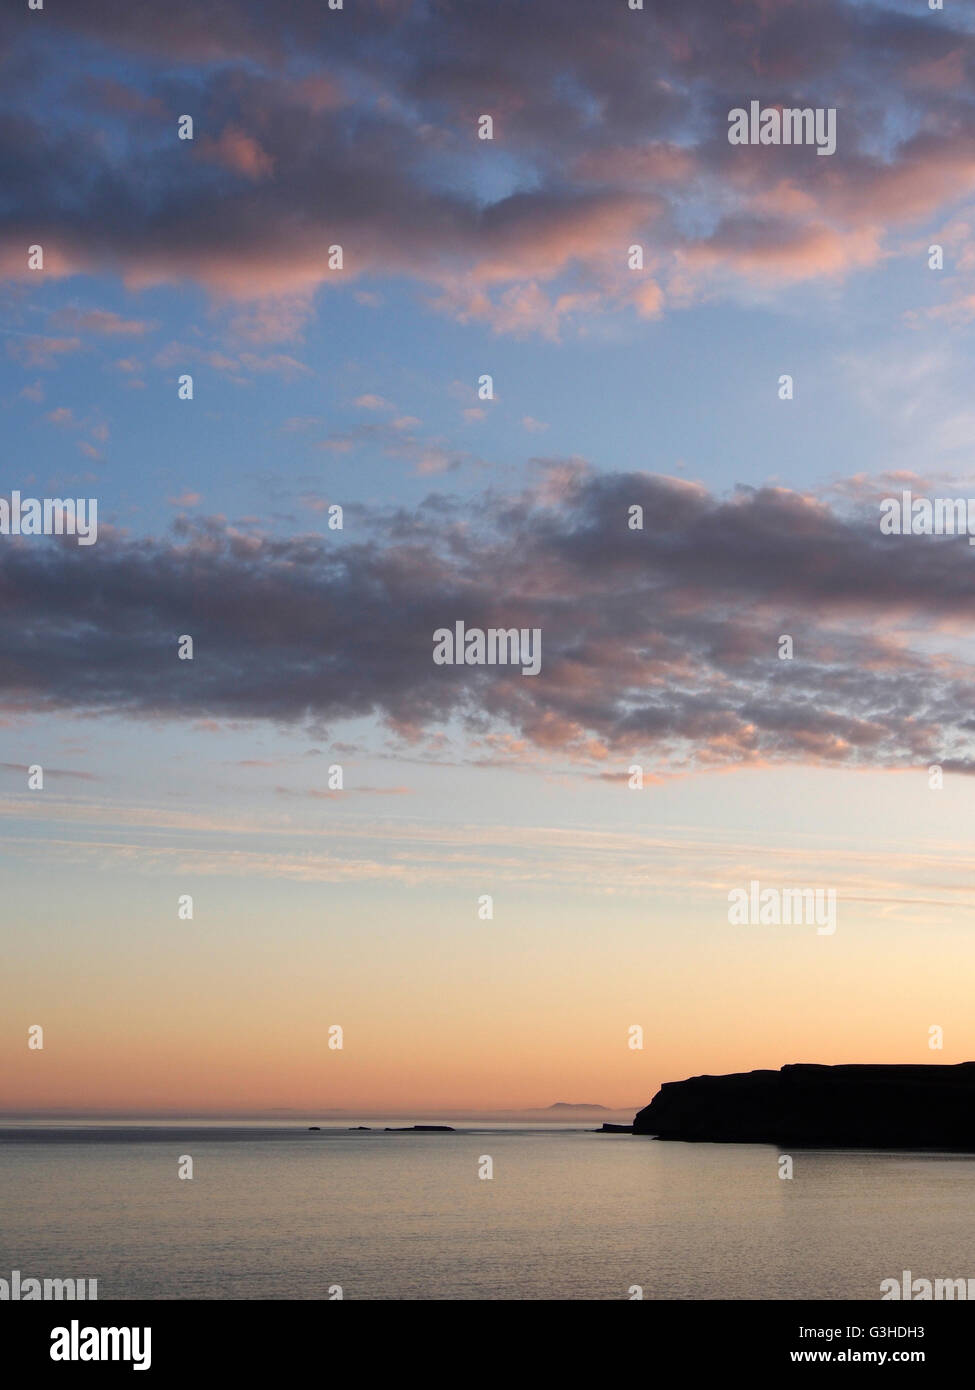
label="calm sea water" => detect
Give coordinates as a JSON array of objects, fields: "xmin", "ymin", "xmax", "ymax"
[{"xmin": 2, "ymin": 1124, "xmax": 973, "ymax": 1300}]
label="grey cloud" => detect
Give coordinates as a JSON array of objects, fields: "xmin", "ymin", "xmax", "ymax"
[{"xmin": 2, "ymin": 473, "xmax": 975, "ymax": 773}]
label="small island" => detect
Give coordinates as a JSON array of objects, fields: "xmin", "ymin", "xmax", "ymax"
[
  {"xmin": 383, "ymin": 1125, "xmax": 455, "ymax": 1132},
  {"xmin": 633, "ymin": 1062, "xmax": 975, "ymax": 1149}
]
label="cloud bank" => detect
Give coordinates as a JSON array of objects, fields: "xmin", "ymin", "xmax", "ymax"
[
  {"xmin": 3, "ymin": 0, "xmax": 975, "ymax": 333},
  {"xmin": 3, "ymin": 470, "xmax": 975, "ymax": 773}
]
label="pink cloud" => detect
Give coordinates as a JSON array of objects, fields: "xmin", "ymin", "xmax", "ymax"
[
  {"xmin": 683, "ymin": 220, "xmax": 884, "ymax": 283},
  {"xmin": 197, "ymin": 126, "xmax": 275, "ymax": 181},
  {"xmin": 291, "ymin": 74, "xmax": 346, "ymax": 114},
  {"xmin": 906, "ymin": 49, "xmax": 966, "ymax": 91},
  {"xmin": 54, "ymin": 308, "xmax": 153, "ymax": 337},
  {"xmin": 225, "ymin": 295, "xmax": 313, "ymax": 344},
  {"xmin": 7, "ymin": 336, "xmax": 82, "ymax": 368},
  {"xmin": 573, "ymin": 143, "xmax": 697, "ymax": 184}
]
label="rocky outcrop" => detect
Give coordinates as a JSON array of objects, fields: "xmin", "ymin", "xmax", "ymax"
[
  {"xmin": 383, "ymin": 1125, "xmax": 455, "ymax": 1132},
  {"xmin": 633, "ymin": 1062, "xmax": 975, "ymax": 1148}
]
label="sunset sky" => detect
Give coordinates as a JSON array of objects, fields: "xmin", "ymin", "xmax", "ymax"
[{"xmin": 3, "ymin": 0, "xmax": 975, "ymax": 1116}]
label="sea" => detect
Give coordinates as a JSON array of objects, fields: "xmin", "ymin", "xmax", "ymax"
[{"xmin": 2, "ymin": 1122, "xmax": 973, "ymax": 1300}]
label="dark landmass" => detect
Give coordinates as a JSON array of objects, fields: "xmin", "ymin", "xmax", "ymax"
[
  {"xmin": 307, "ymin": 1126, "xmax": 320, "ymax": 1131},
  {"xmin": 595, "ymin": 1123, "xmax": 633, "ymax": 1133},
  {"xmin": 633, "ymin": 1063, "xmax": 975, "ymax": 1149},
  {"xmin": 348, "ymin": 1125, "xmax": 372, "ymax": 1130},
  {"xmin": 383, "ymin": 1125, "xmax": 456, "ymax": 1132},
  {"xmin": 545, "ymin": 1102, "xmax": 609, "ymax": 1112}
]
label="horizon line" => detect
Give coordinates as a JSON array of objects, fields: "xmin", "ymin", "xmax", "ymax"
[{"xmin": 0, "ymin": 1104, "xmax": 641, "ymax": 1122}]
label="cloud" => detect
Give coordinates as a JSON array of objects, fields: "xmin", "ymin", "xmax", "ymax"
[
  {"xmin": 6, "ymin": 336, "xmax": 82, "ymax": 369},
  {"xmin": 313, "ymin": 418, "xmax": 481, "ymax": 475},
  {"xmin": 4, "ymin": 472, "xmax": 975, "ymax": 775},
  {"xmin": 225, "ymin": 296, "xmax": 313, "ymax": 344},
  {"xmin": 237, "ymin": 351, "xmax": 310, "ymax": 378},
  {"xmin": 153, "ymin": 341, "xmax": 310, "ymax": 381},
  {"xmin": 2, "ymin": 1, "xmax": 974, "ymax": 331},
  {"xmin": 0, "ymin": 763, "xmax": 98, "ymax": 782},
  {"xmin": 2, "ymin": 788, "xmax": 973, "ymax": 909},
  {"xmin": 274, "ymin": 785, "xmax": 412, "ymax": 799},
  {"xmin": 52, "ymin": 309, "xmax": 154, "ymax": 337},
  {"xmin": 682, "ymin": 218, "xmax": 885, "ymax": 283},
  {"xmin": 197, "ymin": 126, "xmax": 276, "ymax": 181}
]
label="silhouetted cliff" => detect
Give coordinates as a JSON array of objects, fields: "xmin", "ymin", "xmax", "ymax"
[{"xmin": 633, "ymin": 1063, "xmax": 975, "ymax": 1148}]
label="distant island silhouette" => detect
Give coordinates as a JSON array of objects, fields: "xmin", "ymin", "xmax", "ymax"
[
  {"xmin": 306, "ymin": 1124, "xmax": 455, "ymax": 1133},
  {"xmin": 544, "ymin": 1102, "xmax": 609, "ymax": 1112},
  {"xmin": 633, "ymin": 1063, "xmax": 975, "ymax": 1148},
  {"xmin": 384, "ymin": 1125, "xmax": 455, "ymax": 1132}
]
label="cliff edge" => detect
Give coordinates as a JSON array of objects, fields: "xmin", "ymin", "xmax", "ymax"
[{"xmin": 633, "ymin": 1062, "xmax": 975, "ymax": 1148}]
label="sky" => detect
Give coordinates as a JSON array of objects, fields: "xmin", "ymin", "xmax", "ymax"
[{"xmin": 3, "ymin": 0, "xmax": 975, "ymax": 1116}]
